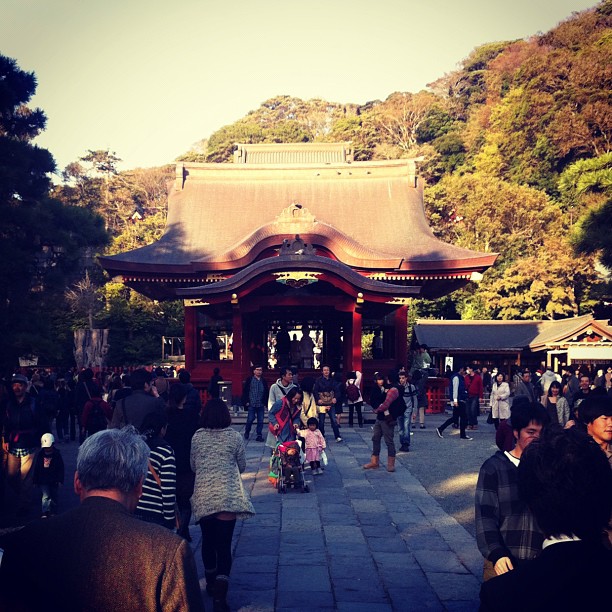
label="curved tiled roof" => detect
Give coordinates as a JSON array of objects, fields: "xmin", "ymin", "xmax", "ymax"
[{"xmin": 100, "ymin": 156, "xmax": 497, "ymax": 278}]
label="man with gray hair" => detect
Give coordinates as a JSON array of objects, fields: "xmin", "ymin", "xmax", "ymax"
[{"xmin": 0, "ymin": 427, "xmax": 205, "ymax": 612}]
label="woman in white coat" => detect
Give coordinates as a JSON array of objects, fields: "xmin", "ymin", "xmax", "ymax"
[{"xmin": 490, "ymin": 372, "xmax": 510, "ymax": 430}]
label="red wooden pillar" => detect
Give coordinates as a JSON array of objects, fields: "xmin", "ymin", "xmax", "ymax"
[
  {"xmin": 350, "ymin": 305, "xmax": 363, "ymax": 374},
  {"xmin": 395, "ymin": 305, "xmax": 408, "ymax": 365},
  {"xmin": 184, "ymin": 305, "xmax": 197, "ymax": 372},
  {"xmin": 231, "ymin": 304, "xmax": 245, "ymax": 397}
]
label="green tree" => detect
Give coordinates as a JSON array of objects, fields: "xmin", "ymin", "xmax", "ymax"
[{"xmin": 0, "ymin": 55, "xmax": 107, "ymax": 370}]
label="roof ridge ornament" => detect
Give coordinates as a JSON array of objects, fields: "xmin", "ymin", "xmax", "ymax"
[
  {"xmin": 279, "ymin": 234, "xmax": 316, "ymax": 256},
  {"xmin": 276, "ymin": 202, "xmax": 316, "ymax": 224}
]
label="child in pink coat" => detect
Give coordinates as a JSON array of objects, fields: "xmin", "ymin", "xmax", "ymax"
[{"xmin": 303, "ymin": 417, "xmax": 326, "ymax": 475}]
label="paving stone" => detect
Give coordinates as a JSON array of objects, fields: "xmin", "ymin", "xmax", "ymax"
[
  {"xmin": 276, "ymin": 589, "xmax": 335, "ymax": 608},
  {"xmin": 401, "ymin": 533, "xmax": 452, "ymax": 551},
  {"xmin": 278, "ymin": 564, "xmax": 331, "ymax": 591},
  {"xmin": 229, "ymin": 588, "xmax": 275, "ymax": 611},
  {"xmin": 443, "ymin": 599, "xmax": 482, "ymax": 612},
  {"xmin": 323, "ymin": 525, "xmax": 367, "ymax": 543},
  {"xmin": 425, "ymin": 573, "xmax": 481, "ymax": 602},
  {"xmin": 328, "ymin": 555, "xmax": 377, "ymax": 576},
  {"xmin": 336, "ymin": 602, "xmax": 393, "ymax": 612},
  {"xmin": 231, "ymin": 555, "xmax": 278, "ymax": 573},
  {"xmin": 371, "ymin": 551, "xmax": 420, "ymax": 570},
  {"xmin": 361, "ymin": 524, "xmax": 399, "ymax": 538},
  {"xmin": 387, "ymin": 587, "xmax": 444, "ymax": 611},
  {"xmin": 412, "ymin": 550, "xmax": 470, "ymax": 574},
  {"xmin": 366, "ymin": 536, "xmax": 409, "ymax": 553}
]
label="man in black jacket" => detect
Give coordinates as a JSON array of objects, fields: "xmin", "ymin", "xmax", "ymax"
[
  {"xmin": 242, "ymin": 365, "xmax": 269, "ymax": 441},
  {"xmin": 2, "ymin": 374, "xmax": 44, "ymax": 516}
]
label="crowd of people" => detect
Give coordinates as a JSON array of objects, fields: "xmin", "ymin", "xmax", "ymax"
[
  {"xmin": 2, "ymin": 358, "xmax": 611, "ymax": 610},
  {"xmin": 0, "ymin": 366, "xmax": 251, "ymax": 612}
]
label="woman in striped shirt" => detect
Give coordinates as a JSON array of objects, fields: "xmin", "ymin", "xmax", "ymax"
[{"xmin": 135, "ymin": 411, "xmax": 177, "ymax": 529}]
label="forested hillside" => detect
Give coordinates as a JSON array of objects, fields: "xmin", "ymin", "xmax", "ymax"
[{"xmin": 179, "ymin": 0, "xmax": 612, "ymax": 322}]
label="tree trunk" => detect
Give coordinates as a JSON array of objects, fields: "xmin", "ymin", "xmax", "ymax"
[{"xmin": 74, "ymin": 329, "xmax": 109, "ymax": 369}]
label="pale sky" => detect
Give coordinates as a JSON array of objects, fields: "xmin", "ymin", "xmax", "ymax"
[{"xmin": 2, "ymin": 0, "xmax": 599, "ymax": 174}]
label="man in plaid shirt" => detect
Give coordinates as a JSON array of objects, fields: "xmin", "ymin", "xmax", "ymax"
[{"xmin": 475, "ymin": 402, "xmax": 547, "ymax": 581}]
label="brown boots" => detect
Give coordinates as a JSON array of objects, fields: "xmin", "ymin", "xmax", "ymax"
[
  {"xmin": 363, "ymin": 455, "xmax": 380, "ymax": 469},
  {"xmin": 363, "ymin": 455, "xmax": 396, "ymax": 471}
]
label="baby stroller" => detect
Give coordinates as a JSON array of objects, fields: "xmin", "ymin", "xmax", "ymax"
[{"xmin": 274, "ymin": 440, "xmax": 309, "ymax": 494}]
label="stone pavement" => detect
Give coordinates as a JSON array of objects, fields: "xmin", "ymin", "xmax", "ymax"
[{"xmin": 188, "ymin": 422, "xmax": 483, "ymax": 612}]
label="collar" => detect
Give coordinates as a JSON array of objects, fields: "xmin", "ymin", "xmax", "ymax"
[
  {"xmin": 542, "ymin": 534, "xmax": 581, "ymax": 549},
  {"xmin": 503, "ymin": 451, "xmax": 520, "ymax": 467}
]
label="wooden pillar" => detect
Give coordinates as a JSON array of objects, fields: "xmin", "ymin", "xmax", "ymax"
[
  {"xmin": 231, "ymin": 304, "xmax": 244, "ymax": 397},
  {"xmin": 350, "ymin": 305, "xmax": 362, "ymax": 374},
  {"xmin": 395, "ymin": 305, "xmax": 408, "ymax": 365},
  {"xmin": 184, "ymin": 304, "xmax": 197, "ymax": 372}
]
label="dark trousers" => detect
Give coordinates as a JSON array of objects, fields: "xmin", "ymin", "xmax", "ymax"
[
  {"xmin": 244, "ymin": 405, "xmax": 264, "ymax": 437},
  {"xmin": 56, "ymin": 412, "xmax": 69, "ymax": 440},
  {"xmin": 439, "ymin": 401, "xmax": 467, "ymax": 438},
  {"xmin": 199, "ymin": 516, "xmax": 237, "ymax": 580},
  {"xmin": 466, "ymin": 396, "xmax": 480, "ymax": 426},
  {"xmin": 319, "ymin": 407, "xmax": 340, "ymax": 439},
  {"xmin": 348, "ymin": 401, "xmax": 363, "ymax": 427}
]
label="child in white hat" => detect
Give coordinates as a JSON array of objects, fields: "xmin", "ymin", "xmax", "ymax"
[{"xmin": 32, "ymin": 433, "xmax": 65, "ymax": 518}]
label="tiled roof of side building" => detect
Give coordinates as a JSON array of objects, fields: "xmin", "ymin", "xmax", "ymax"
[{"xmin": 413, "ymin": 315, "xmax": 612, "ymax": 352}]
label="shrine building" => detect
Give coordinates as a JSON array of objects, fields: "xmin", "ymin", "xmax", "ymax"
[{"xmin": 99, "ymin": 143, "xmax": 497, "ymax": 395}]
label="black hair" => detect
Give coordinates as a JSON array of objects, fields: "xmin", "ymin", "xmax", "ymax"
[
  {"xmin": 510, "ymin": 401, "xmax": 549, "ymax": 432},
  {"xmin": 141, "ymin": 411, "xmax": 168, "ymax": 442},
  {"xmin": 580, "ymin": 394, "xmax": 612, "ymax": 425},
  {"xmin": 306, "ymin": 417, "xmax": 319, "ymax": 429},
  {"xmin": 251, "ymin": 364, "xmax": 263, "ymax": 373},
  {"xmin": 168, "ymin": 383, "xmax": 188, "ymax": 411},
  {"xmin": 519, "ymin": 427, "xmax": 612, "ymax": 542},
  {"xmin": 285, "ymin": 387, "xmax": 303, "ymax": 403},
  {"xmin": 199, "ymin": 398, "xmax": 231, "ymax": 429},
  {"xmin": 131, "ymin": 368, "xmax": 152, "ymax": 391},
  {"xmin": 300, "ymin": 376, "xmax": 315, "ymax": 395},
  {"xmin": 387, "ymin": 370, "xmax": 399, "ymax": 385},
  {"xmin": 547, "ymin": 380, "xmax": 562, "ymax": 396}
]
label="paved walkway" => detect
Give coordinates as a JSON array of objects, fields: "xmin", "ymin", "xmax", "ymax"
[{"xmin": 189, "ymin": 423, "xmax": 483, "ymax": 612}]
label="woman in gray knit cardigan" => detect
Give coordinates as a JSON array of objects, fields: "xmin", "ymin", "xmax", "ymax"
[{"xmin": 190, "ymin": 399, "xmax": 255, "ymax": 612}]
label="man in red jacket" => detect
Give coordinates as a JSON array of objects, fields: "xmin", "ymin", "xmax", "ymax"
[{"xmin": 465, "ymin": 365, "xmax": 483, "ymax": 430}]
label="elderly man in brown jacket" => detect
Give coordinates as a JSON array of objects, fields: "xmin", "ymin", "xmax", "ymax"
[{"xmin": 0, "ymin": 427, "xmax": 205, "ymax": 612}]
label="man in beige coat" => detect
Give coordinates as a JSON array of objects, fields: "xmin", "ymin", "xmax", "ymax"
[{"xmin": 0, "ymin": 427, "xmax": 205, "ymax": 612}]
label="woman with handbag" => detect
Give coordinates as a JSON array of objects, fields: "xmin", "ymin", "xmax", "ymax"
[{"xmin": 489, "ymin": 372, "xmax": 510, "ymax": 430}]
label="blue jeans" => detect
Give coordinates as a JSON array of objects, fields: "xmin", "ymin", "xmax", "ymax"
[
  {"xmin": 245, "ymin": 405, "xmax": 265, "ymax": 437},
  {"xmin": 397, "ymin": 406, "xmax": 413, "ymax": 447},
  {"xmin": 466, "ymin": 397, "xmax": 480, "ymax": 426},
  {"xmin": 40, "ymin": 483, "xmax": 58, "ymax": 514},
  {"xmin": 319, "ymin": 407, "xmax": 340, "ymax": 439}
]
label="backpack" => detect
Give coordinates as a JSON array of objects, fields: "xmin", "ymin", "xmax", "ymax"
[
  {"xmin": 85, "ymin": 398, "xmax": 109, "ymax": 434},
  {"xmin": 346, "ymin": 381, "xmax": 360, "ymax": 403},
  {"xmin": 388, "ymin": 386, "xmax": 407, "ymax": 419}
]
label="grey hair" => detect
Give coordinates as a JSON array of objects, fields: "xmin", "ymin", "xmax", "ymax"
[{"xmin": 76, "ymin": 426, "xmax": 149, "ymax": 494}]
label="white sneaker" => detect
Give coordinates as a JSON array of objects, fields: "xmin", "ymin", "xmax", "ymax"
[{"xmin": 336, "ymin": 437, "xmax": 342, "ymax": 442}]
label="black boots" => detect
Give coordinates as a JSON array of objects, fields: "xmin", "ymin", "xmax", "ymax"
[{"xmin": 213, "ymin": 578, "xmax": 230, "ymax": 612}]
